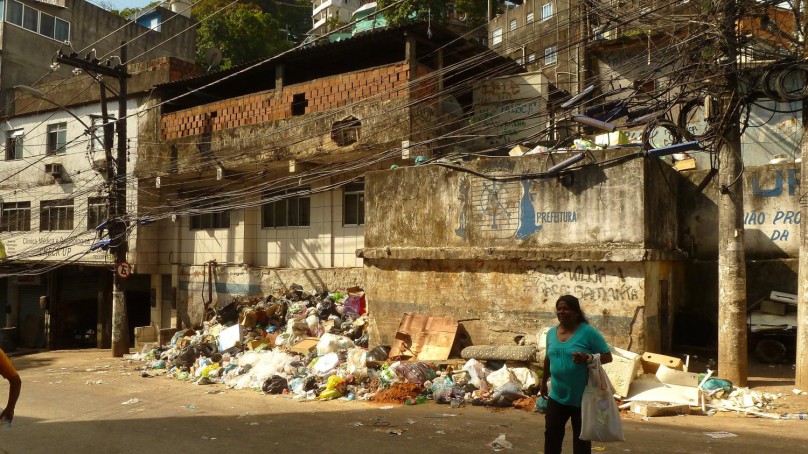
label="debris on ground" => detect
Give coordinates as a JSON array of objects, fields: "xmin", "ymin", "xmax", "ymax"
[{"xmin": 127, "ymin": 283, "xmax": 556, "ymax": 411}]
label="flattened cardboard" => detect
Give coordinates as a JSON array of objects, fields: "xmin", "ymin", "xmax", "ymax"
[
  {"xmin": 388, "ymin": 313, "xmax": 458, "ymax": 361},
  {"xmin": 290, "ymin": 337, "xmax": 320, "ymax": 355}
]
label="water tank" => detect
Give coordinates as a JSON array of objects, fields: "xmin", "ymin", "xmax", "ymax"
[{"xmin": 170, "ymin": 0, "xmax": 192, "ymax": 18}]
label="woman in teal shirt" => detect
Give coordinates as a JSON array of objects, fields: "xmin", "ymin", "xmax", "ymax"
[{"xmin": 540, "ymin": 295, "xmax": 613, "ymax": 454}]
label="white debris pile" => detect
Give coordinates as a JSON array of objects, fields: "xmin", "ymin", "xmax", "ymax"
[{"xmin": 709, "ymin": 387, "xmax": 783, "ymax": 411}]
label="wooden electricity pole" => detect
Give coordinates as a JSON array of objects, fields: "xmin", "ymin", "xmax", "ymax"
[
  {"xmin": 714, "ymin": 0, "xmax": 748, "ymax": 386},
  {"xmin": 797, "ymin": 2, "xmax": 808, "ymax": 389},
  {"xmin": 58, "ymin": 42, "xmax": 130, "ymax": 357}
]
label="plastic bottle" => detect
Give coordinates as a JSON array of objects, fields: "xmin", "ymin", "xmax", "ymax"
[{"xmin": 782, "ymin": 413, "xmax": 808, "ymax": 420}]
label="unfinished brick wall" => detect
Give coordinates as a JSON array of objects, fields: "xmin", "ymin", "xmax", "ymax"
[{"xmin": 161, "ymin": 62, "xmax": 424, "ymax": 141}]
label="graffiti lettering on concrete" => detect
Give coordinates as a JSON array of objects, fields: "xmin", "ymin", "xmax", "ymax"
[
  {"xmin": 751, "ymin": 168, "xmax": 799, "ymax": 197},
  {"xmin": 744, "ymin": 209, "xmax": 800, "ymax": 241},
  {"xmin": 543, "ymin": 264, "xmax": 609, "ymax": 283},
  {"xmin": 533, "ymin": 263, "xmax": 641, "ymax": 302},
  {"xmin": 536, "ymin": 211, "xmax": 578, "ymax": 223}
]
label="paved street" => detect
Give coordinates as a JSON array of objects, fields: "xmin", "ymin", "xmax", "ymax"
[{"xmin": 1, "ymin": 350, "xmax": 807, "ymax": 453}]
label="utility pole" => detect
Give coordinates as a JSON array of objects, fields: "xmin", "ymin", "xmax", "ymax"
[
  {"xmin": 797, "ymin": 3, "xmax": 808, "ymax": 389},
  {"xmin": 57, "ymin": 42, "xmax": 131, "ymax": 357},
  {"xmin": 714, "ymin": 0, "xmax": 747, "ymax": 386}
]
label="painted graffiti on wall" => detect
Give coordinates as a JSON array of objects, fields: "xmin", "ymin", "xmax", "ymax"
[
  {"xmin": 745, "ymin": 168, "xmax": 800, "ymax": 243},
  {"xmin": 472, "ymin": 72, "xmax": 547, "ymax": 148},
  {"xmin": 459, "ymin": 176, "xmax": 579, "ymax": 240},
  {"xmin": 531, "ymin": 263, "xmax": 643, "ymax": 303}
]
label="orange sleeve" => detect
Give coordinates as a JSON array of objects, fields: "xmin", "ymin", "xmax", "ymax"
[{"xmin": 0, "ymin": 349, "xmax": 18, "ymax": 380}]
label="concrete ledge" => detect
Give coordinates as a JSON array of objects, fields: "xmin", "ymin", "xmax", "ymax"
[{"xmin": 359, "ymin": 246, "xmax": 686, "ymax": 262}]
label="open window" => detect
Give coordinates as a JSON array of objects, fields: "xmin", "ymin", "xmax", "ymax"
[{"xmin": 331, "ymin": 116, "xmax": 361, "ymax": 147}]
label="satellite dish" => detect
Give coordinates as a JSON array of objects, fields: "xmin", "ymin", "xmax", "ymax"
[{"xmin": 204, "ymin": 47, "xmax": 223, "ymax": 71}]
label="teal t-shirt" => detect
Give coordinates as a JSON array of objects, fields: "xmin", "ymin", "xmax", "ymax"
[{"xmin": 546, "ymin": 323, "xmax": 610, "ymax": 407}]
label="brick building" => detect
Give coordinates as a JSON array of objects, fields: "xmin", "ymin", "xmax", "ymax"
[{"xmin": 133, "ymin": 23, "xmax": 520, "ymax": 331}]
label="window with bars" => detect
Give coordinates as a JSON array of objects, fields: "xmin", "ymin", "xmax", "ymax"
[
  {"xmin": 343, "ymin": 182, "xmax": 365, "ymax": 226},
  {"xmin": 5, "ymin": 130, "xmax": 23, "ymax": 161},
  {"xmin": 1, "ymin": 201, "xmax": 31, "ymax": 232},
  {"xmin": 87, "ymin": 197, "xmax": 108, "ymax": 231},
  {"xmin": 526, "ymin": 12, "xmax": 534, "ymax": 23},
  {"xmin": 40, "ymin": 199, "xmax": 73, "ymax": 231},
  {"xmin": 46, "ymin": 122, "xmax": 67, "ymax": 155},
  {"xmin": 262, "ymin": 188, "xmax": 311, "ymax": 228},
  {"xmin": 527, "ymin": 53, "xmax": 536, "ymax": 63},
  {"xmin": 509, "ymin": 19, "xmax": 517, "ymax": 31}
]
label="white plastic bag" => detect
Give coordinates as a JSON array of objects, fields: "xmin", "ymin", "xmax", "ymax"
[
  {"xmin": 580, "ymin": 354, "xmax": 624, "ymax": 442},
  {"xmin": 462, "ymin": 359, "xmax": 488, "ymax": 388}
]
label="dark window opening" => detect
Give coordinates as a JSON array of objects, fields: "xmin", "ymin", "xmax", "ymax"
[
  {"xmin": 331, "ymin": 116, "xmax": 361, "ymax": 147},
  {"xmin": 343, "ymin": 182, "xmax": 365, "ymax": 226},
  {"xmin": 87, "ymin": 197, "xmax": 108, "ymax": 231},
  {"xmin": 40, "ymin": 199, "xmax": 74, "ymax": 231},
  {"xmin": 262, "ymin": 188, "xmax": 311, "ymax": 228},
  {"xmin": 1, "ymin": 201, "xmax": 31, "ymax": 232},
  {"xmin": 291, "ymin": 93, "xmax": 308, "ymax": 116}
]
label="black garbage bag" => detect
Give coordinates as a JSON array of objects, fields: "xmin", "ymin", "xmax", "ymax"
[
  {"xmin": 217, "ymin": 301, "xmax": 239, "ymax": 325},
  {"xmin": 366, "ymin": 346, "xmax": 391, "ymax": 362},
  {"xmin": 262, "ymin": 375, "xmax": 288, "ymax": 394},
  {"xmin": 303, "ymin": 375, "xmax": 319, "ymax": 391}
]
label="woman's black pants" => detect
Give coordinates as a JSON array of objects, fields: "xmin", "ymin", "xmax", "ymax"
[{"xmin": 544, "ymin": 397, "xmax": 591, "ymax": 454}]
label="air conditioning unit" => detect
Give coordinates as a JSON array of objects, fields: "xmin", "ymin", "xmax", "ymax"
[{"xmin": 45, "ymin": 163, "xmax": 63, "ymax": 179}]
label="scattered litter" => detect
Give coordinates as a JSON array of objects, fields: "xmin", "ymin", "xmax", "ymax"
[
  {"xmin": 378, "ymin": 406, "xmax": 395, "ymax": 410},
  {"xmin": 793, "ymin": 389, "xmax": 808, "ymax": 396},
  {"xmin": 85, "ymin": 380, "xmax": 106, "ymax": 385},
  {"xmin": 486, "ymin": 433, "xmax": 513, "ymax": 451},
  {"xmin": 705, "ymin": 431, "xmax": 737, "ymax": 439},
  {"xmin": 592, "ymin": 448, "xmax": 607, "ymax": 452},
  {"xmin": 404, "ymin": 418, "xmax": 416, "ymax": 424},
  {"xmin": 436, "ymin": 430, "xmax": 445, "ymax": 434},
  {"xmin": 184, "ymin": 405, "xmax": 198, "ymax": 410},
  {"xmin": 347, "ymin": 421, "xmax": 364, "ymax": 426},
  {"xmin": 387, "ymin": 428, "xmax": 404, "ymax": 436},
  {"xmin": 121, "ymin": 398, "xmax": 140, "ymax": 405}
]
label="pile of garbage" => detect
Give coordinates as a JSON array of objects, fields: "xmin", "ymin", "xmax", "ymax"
[{"xmin": 131, "ymin": 285, "xmax": 544, "ymax": 407}]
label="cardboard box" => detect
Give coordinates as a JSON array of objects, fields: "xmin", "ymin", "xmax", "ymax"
[
  {"xmin": 248, "ymin": 339, "xmax": 271, "ymax": 351},
  {"xmin": 630, "ymin": 402, "xmax": 690, "ymax": 417},
  {"xmin": 290, "ymin": 337, "xmax": 320, "ymax": 355},
  {"xmin": 389, "ymin": 313, "xmax": 458, "ymax": 361},
  {"xmin": 641, "ymin": 352, "xmax": 684, "ymax": 374},
  {"xmin": 674, "ymin": 157, "xmax": 697, "ymax": 171}
]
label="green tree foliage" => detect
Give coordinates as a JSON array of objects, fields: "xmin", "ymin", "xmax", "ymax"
[
  {"xmin": 453, "ymin": 0, "xmax": 487, "ymax": 26},
  {"xmin": 376, "ymin": 0, "xmax": 446, "ymax": 26},
  {"xmin": 194, "ymin": 0, "xmax": 293, "ymax": 69}
]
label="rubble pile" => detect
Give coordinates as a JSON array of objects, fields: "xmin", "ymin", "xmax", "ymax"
[{"xmin": 131, "ymin": 285, "xmax": 545, "ymax": 407}]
